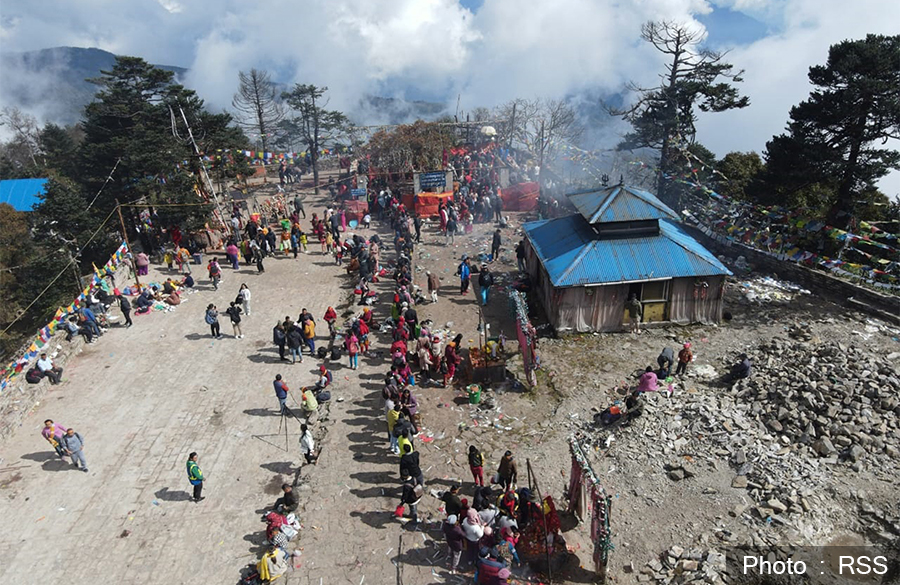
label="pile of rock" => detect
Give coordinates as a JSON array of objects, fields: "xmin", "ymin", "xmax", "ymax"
[
  {"xmin": 735, "ymin": 334, "xmax": 900, "ymax": 470},
  {"xmin": 636, "ymin": 547, "xmax": 727, "ymax": 584}
]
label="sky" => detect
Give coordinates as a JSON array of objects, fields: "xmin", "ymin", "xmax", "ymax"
[{"xmin": 1, "ymin": 0, "xmax": 898, "ymax": 196}]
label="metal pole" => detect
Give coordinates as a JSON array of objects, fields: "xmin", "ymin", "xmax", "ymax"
[
  {"xmin": 66, "ymin": 248, "xmax": 85, "ymax": 293},
  {"xmin": 115, "ymin": 199, "xmax": 140, "ymax": 288},
  {"xmin": 176, "ymin": 106, "xmax": 229, "ymax": 231}
]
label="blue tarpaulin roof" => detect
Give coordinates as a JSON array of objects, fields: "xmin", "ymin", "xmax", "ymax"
[
  {"xmin": 523, "ymin": 215, "xmax": 731, "ymax": 288},
  {"xmin": 0, "ymin": 178, "xmax": 48, "ymax": 211},
  {"xmin": 568, "ymin": 184, "xmax": 678, "ymax": 224}
]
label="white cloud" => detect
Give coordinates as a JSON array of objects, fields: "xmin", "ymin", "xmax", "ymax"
[
  {"xmin": 0, "ymin": 0, "xmax": 897, "ymax": 195},
  {"xmin": 695, "ymin": 0, "xmax": 900, "ymax": 198}
]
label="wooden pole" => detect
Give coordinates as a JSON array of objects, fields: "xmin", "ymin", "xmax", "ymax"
[
  {"xmin": 527, "ymin": 458, "xmax": 553, "ymax": 584},
  {"xmin": 115, "ymin": 199, "xmax": 140, "ymax": 288}
]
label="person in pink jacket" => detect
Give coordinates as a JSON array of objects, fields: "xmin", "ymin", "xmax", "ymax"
[{"xmin": 41, "ymin": 419, "xmax": 68, "ymax": 459}]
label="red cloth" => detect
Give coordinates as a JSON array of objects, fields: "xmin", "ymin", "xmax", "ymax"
[{"xmin": 501, "ymin": 182, "xmax": 539, "ymax": 211}]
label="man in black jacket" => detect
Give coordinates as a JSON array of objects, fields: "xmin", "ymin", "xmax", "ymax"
[
  {"xmin": 491, "ymin": 229, "xmax": 502, "ymax": 260},
  {"xmin": 441, "ymin": 484, "xmax": 463, "ymax": 516},
  {"xmin": 400, "ymin": 443, "xmax": 423, "ymax": 486},
  {"xmin": 400, "ymin": 474, "xmax": 422, "ymax": 525},
  {"xmin": 118, "ymin": 295, "xmax": 133, "ymax": 328}
]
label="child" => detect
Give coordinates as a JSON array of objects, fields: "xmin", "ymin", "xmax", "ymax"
[
  {"xmin": 299, "ymin": 230, "xmax": 308, "ymax": 253},
  {"xmin": 347, "ymin": 332, "xmax": 360, "ymax": 370},
  {"xmin": 468, "ymin": 445, "xmax": 484, "ymax": 486},
  {"xmin": 363, "ymin": 213, "xmax": 371, "ymax": 229},
  {"xmin": 325, "ymin": 231, "xmax": 334, "ymax": 253},
  {"xmin": 676, "ymin": 343, "xmax": 693, "ymax": 376},
  {"xmin": 164, "ymin": 249, "xmax": 174, "ymax": 270},
  {"xmin": 334, "ymin": 242, "xmax": 344, "ymax": 266}
]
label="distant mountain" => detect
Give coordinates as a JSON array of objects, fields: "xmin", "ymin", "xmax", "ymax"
[
  {"xmin": 0, "ymin": 47, "xmax": 187, "ymax": 126},
  {"xmin": 0, "ymin": 46, "xmax": 449, "ymax": 130}
]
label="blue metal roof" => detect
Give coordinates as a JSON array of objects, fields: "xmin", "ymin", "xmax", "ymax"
[
  {"xmin": 524, "ymin": 215, "xmax": 731, "ymax": 288},
  {"xmin": 567, "ymin": 184, "xmax": 678, "ymax": 224},
  {"xmin": 0, "ymin": 178, "xmax": 48, "ymax": 211}
]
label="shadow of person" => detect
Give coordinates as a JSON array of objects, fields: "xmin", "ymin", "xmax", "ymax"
[
  {"xmin": 42, "ymin": 458, "xmax": 78, "ymax": 472},
  {"xmin": 21, "ymin": 451, "xmax": 59, "ymax": 463},
  {"xmin": 349, "ymin": 509, "xmax": 395, "ymax": 530},
  {"xmin": 154, "ymin": 487, "xmax": 193, "ymax": 502}
]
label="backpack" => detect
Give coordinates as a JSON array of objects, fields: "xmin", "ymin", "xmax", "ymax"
[
  {"xmin": 315, "ymin": 390, "xmax": 331, "ymax": 402},
  {"xmin": 331, "ymin": 346, "xmax": 342, "ymax": 360},
  {"xmin": 25, "ymin": 367, "xmax": 43, "ymax": 384},
  {"xmin": 317, "ymin": 347, "xmax": 328, "ymax": 359},
  {"xmin": 205, "ymin": 311, "xmax": 215, "ymax": 325}
]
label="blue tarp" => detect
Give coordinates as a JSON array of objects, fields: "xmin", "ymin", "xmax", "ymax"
[{"xmin": 0, "ymin": 178, "xmax": 48, "ymax": 211}]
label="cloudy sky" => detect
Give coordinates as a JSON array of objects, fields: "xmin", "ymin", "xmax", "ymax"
[{"xmin": 1, "ymin": 0, "xmax": 898, "ymax": 195}]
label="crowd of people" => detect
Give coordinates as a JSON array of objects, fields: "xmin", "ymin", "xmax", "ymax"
[{"xmin": 32, "ymin": 161, "xmax": 555, "ymax": 584}]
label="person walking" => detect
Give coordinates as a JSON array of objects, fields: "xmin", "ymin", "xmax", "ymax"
[
  {"xmin": 205, "ymin": 304, "xmax": 222, "ymax": 339},
  {"xmin": 41, "ymin": 419, "xmax": 68, "ymax": 459},
  {"xmin": 515, "ymin": 239, "xmax": 527, "ymax": 273},
  {"xmin": 293, "ymin": 195, "xmax": 306, "ymax": 219},
  {"xmin": 273, "ymin": 374, "xmax": 290, "ymax": 414},
  {"xmin": 478, "ymin": 265, "xmax": 493, "ymax": 306},
  {"xmin": 457, "ymin": 256, "xmax": 471, "ymax": 295},
  {"xmin": 676, "ymin": 343, "xmax": 693, "ymax": 376},
  {"xmin": 186, "ymin": 452, "xmax": 204, "ymax": 502},
  {"xmin": 207, "ymin": 258, "xmax": 221, "ymax": 290},
  {"xmin": 446, "ymin": 216, "xmax": 457, "ymax": 245},
  {"xmin": 626, "ymin": 294, "xmax": 642, "ymax": 334},
  {"xmin": 62, "ymin": 427, "xmax": 88, "ymax": 472},
  {"xmin": 468, "ymin": 445, "xmax": 485, "ymax": 486},
  {"xmin": 225, "ymin": 302, "xmax": 244, "ymax": 339},
  {"xmin": 491, "ymin": 229, "xmax": 502, "ymax": 261},
  {"xmin": 427, "ymin": 271, "xmax": 440, "ymax": 303},
  {"xmin": 299, "ymin": 423, "xmax": 317, "ymax": 465},
  {"xmin": 273, "ymin": 322, "xmax": 288, "ymax": 361},
  {"xmin": 497, "ymin": 450, "xmax": 518, "ymax": 491},
  {"xmin": 118, "ymin": 295, "xmax": 133, "ymax": 328},
  {"xmin": 239, "ymin": 283, "xmax": 251, "ymax": 316}
]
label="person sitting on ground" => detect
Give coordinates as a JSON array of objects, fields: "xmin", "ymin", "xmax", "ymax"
[
  {"xmin": 636, "ymin": 366, "xmax": 659, "ymax": 394},
  {"xmin": 727, "ymin": 353, "xmax": 752, "ymax": 381},
  {"xmin": 257, "ymin": 545, "xmax": 288, "ymax": 582},
  {"xmin": 64, "ymin": 316, "xmax": 94, "ymax": 343},
  {"xmin": 314, "ymin": 365, "xmax": 332, "ymax": 391},
  {"xmin": 36, "ymin": 352, "xmax": 63, "ymax": 385},
  {"xmin": 274, "ymin": 483, "xmax": 298, "ymax": 515}
]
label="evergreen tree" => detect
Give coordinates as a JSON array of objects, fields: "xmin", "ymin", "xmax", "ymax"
[
  {"xmin": 763, "ymin": 34, "xmax": 900, "ymax": 226},
  {"xmin": 612, "ymin": 21, "xmax": 749, "ymax": 208},
  {"xmin": 282, "ymin": 85, "xmax": 348, "ymax": 194}
]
